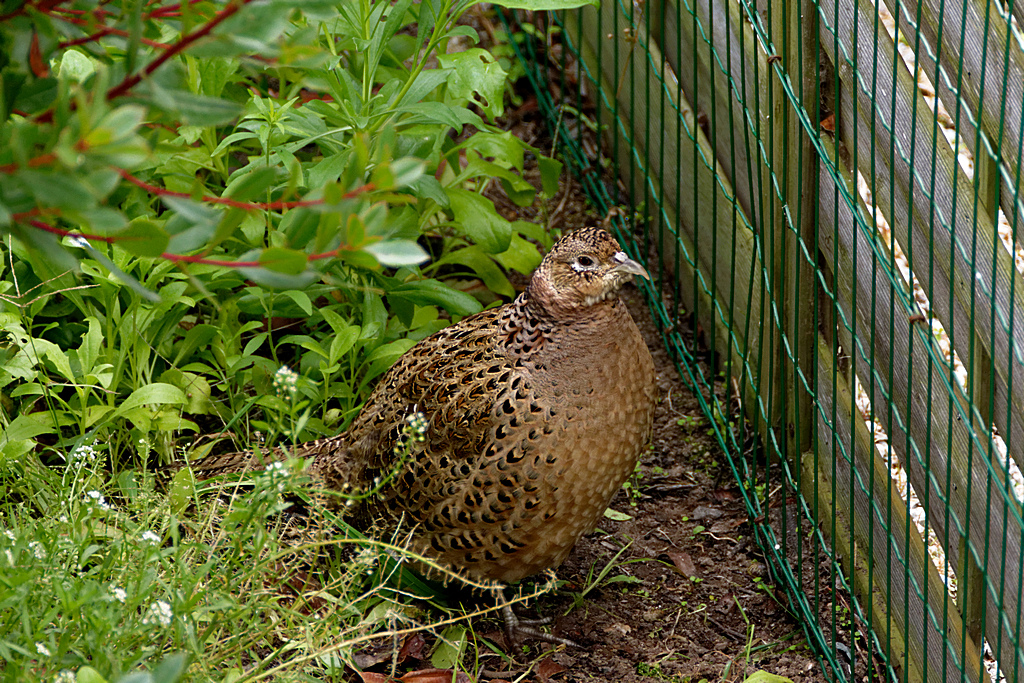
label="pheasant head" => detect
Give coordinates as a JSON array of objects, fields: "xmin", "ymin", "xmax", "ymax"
[{"xmin": 525, "ymin": 227, "xmax": 649, "ymax": 319}]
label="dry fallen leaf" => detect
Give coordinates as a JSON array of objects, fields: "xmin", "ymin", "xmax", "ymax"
[
  {"xmin": 398, "ymin": 633, "xmax": 427, "ymax": 663},
  {"xmin": 357, "ymin": 673, "xmax": 393, "ymax": 683},
  {"xmin": 400, "ymin": 668, "xmax": 472, "ymax": 683},
  {"xmin": 536, "ymin": 656, "xmax": 567, "ymax": 683},
  {"xmin": 665, "ymin": 550, "xmax": 698, "ymax": 578}
]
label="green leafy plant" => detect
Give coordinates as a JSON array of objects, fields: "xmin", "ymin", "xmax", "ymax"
[{"xmin": 0, "ymin": 0, "xmax": 599, "ymax": 678}]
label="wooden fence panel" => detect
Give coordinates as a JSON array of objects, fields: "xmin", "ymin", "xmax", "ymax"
[
  {"xmin": 819, "ymin": 0, "xmax": 1024, "ymax": 483},
  {"xmin": 889, "ymin": 0, "xmax": 1024, "ymax": 221},
  {"xmin": 810, "ymin": 341, "xmax": 989, "ymax": 683},
  {"xmin": 817, "ymin": 136, "xmax": 1010, "ymax": 680},
  {"xmin": 817, "ymin": 12, "xmax": 1024, "ymax": 669},
  {"xmin": 649, "ymin": 0, "xmax": 766, "ymax": 226},
  {"xmin": 564, "ymin": 2, "xmax": 776, "ymax": 432}
]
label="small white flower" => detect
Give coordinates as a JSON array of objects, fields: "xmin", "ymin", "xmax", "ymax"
[
  {"xmin": 354, "ymin": 547, "xmax": 379, "ymax": 575},
  {"xmin": 54, "ymin": 671, "xmax": 75, "ymax": 683},
  {"xmin": 140, "ymin": 530, "xmax": 160, "ymax": 544},
  {"xmin": 142, "ymin": 600, "xmax": 173, "ymax": 627},
  {"xmin": 35, "ymin": 642, "xmax": 51, "ymax": 657},
  {"xmin": 29, "ymin": 541, "xmax": 46, "ymax": 560},
  {"xmin": 405, "ymin": 410, "xmax": 428, "ymax": 439},
  {"xmin": 3, "ymin": 530, "xmax": 14, "ymax": 542},
  {"xmin": 85, "ymin": 490, "xmax": 110, "ymax": 510},
  {"xmin": 110, "ymin": 586, "xmax": 127, "ymax": 603},
  {"xmin": 273, "ymin": 365, "xmax": 299, "ymax": 398},
  {"xmin": 3, "ymin": 549, "xmax": 13, "ymax": 565},
  {"xmin": 70, "ymin": 445, "xmax": 97, "ymax": 466}
]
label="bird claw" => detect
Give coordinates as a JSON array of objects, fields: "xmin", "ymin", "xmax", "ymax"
[{"xmin": 501, "ymin": 604, "xmax": 578, "ymax": 649}]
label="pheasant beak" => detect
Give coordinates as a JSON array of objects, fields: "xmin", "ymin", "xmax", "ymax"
[{"xmin": 609, "ymin": 252, "xmax": 650, "ymax": 280}]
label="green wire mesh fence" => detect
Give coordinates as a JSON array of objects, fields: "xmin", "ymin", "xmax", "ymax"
[{"xmin": 506, "ymin": 0, "xmax": 1024, "ymax": 681}]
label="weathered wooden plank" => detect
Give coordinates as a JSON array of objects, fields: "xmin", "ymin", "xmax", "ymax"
[
  {"xmin": 817, "ymin": 131, "xmax": 1024, "ymax": 680},
  {"xmin": 566, "ymin": 1, "xmax": 775, "ymax": 433},
  {"xmin": 821, "ymin": 0, "xmax": 1024, "ymax": 483},
  {"xmin": 809, "ymin": 340, "xmax": 990, "ymax": 683},
  {"xmin": 820, "ymin": 4, "xmax": 1024, "ymax": 658},
  {"xmin": 888, "ymin": 0, "xmax": 1024, "ymax": 217},
  {"xmin": 775, "ymin": 0, "xmax": 820, "ymax": 458},
  {"xmin": 648, "ymin": 0, "xmax": 766, "ymax": 226}
]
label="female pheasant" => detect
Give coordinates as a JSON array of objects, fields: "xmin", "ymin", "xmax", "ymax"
[{"xmin": 186, "ymin": 227, "xmax": 657, "ymax": 634}]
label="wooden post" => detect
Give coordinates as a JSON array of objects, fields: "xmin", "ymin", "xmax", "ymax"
[{"xmin": 961, "ymin": 133, "xmax": 999, "ymax": 646}]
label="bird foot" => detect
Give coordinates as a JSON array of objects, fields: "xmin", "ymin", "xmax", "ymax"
[{"xmin": 501, "ymin": 604, "xmax": 578, "ymax": 648}]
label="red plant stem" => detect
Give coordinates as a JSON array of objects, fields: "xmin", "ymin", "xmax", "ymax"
[
  {"xmin": 60, "ymin": 26, "xmax": 172, "ymax": 50},
  {"xmin": 117, "ymin": 169, "xmax": 375, "ymax": 209},
  {"xmin": 106, "ymin": 0, "xmax": 254, "ymax": 101},
  {"xmin": 26, "ymin": 219, "xmax": 356, "ymax": 267}
]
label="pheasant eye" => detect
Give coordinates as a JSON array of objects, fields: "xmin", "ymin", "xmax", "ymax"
[{"xmin": 572, "ymin": 255, "xmax": 597, "ymax": 271}]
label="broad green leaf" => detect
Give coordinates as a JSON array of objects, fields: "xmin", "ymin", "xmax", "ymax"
[
  {"xmin": 394, "ymin": 101, "xmax": 468, "ymax": 129},
  {"xmin": 512, "ymin": 220, "xmax": 554, "ymax": 248},
  {"xmin": 78, "ymin": 317, "xmax": 103, "ymax": 375},
  {"xmin": 538, "ymin": 155, "xmax": 563, "ymax": 196},
  {"xmin": 494, "ymin": 233, "xmax": 543, "ymax": 274},
  {"xmin": 75, "ymin": 666, "xmax": 109, "ymax": 683},
  {"xmin": 73, "ymin": 208, "xmax": 128, "ymax": 236},
  {"xmin": 223, "ymin": 166, "xmax": 282, "ymax": 201},
  {"xmin": 92, "ymin": 104, "xmax": 146, "ymax": 139},
  {"xmin": 742, "ymin": 673, "xmax": 795, "ymax": 683},
  {"xmin": 163, "ymin": 197, "xmax": 222, "ymax": 253},
  {"xmin": 150, "ymin": 652, "xmax": 190, "ymax": 683},
  {"xmin": 282, "ymin": 289, "xmax": 313, "ymax": 316},
  {"xmin": 361, "ymin": 289, "xmax": 389, "ymax": 339},
  {"xmin": 117, "ymin": 218, "xmax": 170, "ymax": 258},
  {"xmin": 362, "ymin": 338, "xmax": 417, "ymax": 382},
  {"xmin": 173, "ymin": 324, "xmax": 219, "ymax": 366},
  {"xmin": 259, "ymin": 247, "xmax": 308, "ymax": 275},
  {"xmin": 447, "ymin": 188, "xmax": 512, "ymax": 253},
  {"xmin": 114, "ymin": 383, "xmax": 186, "ymax": 416},
  {"xmin": 394, "ymin": 69, "xmax": 449, "ymax": 110},
  {"xmin": 160, "ymin": 369, "xmax": 214, "ymax": 414},
  {"xmin": 170, "ymin": 467, "xmax": 197, "ymax": 515},
  {"xmin": 58, "ymin": 49, "xmax": 96, "ymax": 82},
  {"xmin": 437, "ymin": 245, "xmax": 514, "ymax": 298},
  {"xmin": 464, "ymin": 155, "xmax": 534, "ymax": 206},
  {"xmin": 364, "ymin": 239, "xmax": 429, "ymax": 267},
  {"xmin": 197, "ymin": 56, "xmax": 239, "ymax": 98},
  {"xmin": 329, "ymin": 325, "xmax": 360, "ymax": 364},
  {"xmin": 438, "ymin": 49, "xmax": 506, "ymax": 119},
  {"xmin": 460, "ymin": 131, "xmax": 524, "ymax": 170},
  {"xmin": 18, "ymin": 170, "xmax": 95, "ymax": 210},
  {"xmin": 603, "ymin": 508, "xmax": 632, "ymax": 521},
  {"xmin": 388, "ymin": 279, "xmax": 483, "ymax": 316},
  {"xmin": 151, "ymin": 87, "xmax": 243, "ymax": 126},
  {"xmin": 280, "ymin": 208, "xmax": 321, "ymax": 248},
  {"xmin": 0, "ymin": 413, "xmax": 56, "ymax": 444},
  {"xmin": 431, "ymin": 625, "xmax": 467, "ymax": 670},
  {"xmin": 412, "ymin": 176, "xmax": 448, "ymax": 207},
  {"xmin": 389, "ymin": 157, "xmax": 425, "ymax": 188}
]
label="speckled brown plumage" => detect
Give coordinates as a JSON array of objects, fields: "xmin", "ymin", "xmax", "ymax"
[{"xmin": 184, "ymin": 228, "xmax": 658, "ymax": 586}]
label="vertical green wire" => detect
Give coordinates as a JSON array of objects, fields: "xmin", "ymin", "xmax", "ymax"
[{"xmin": 883, "ymin": 3, "xmax": 900, "ymax": 676}]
